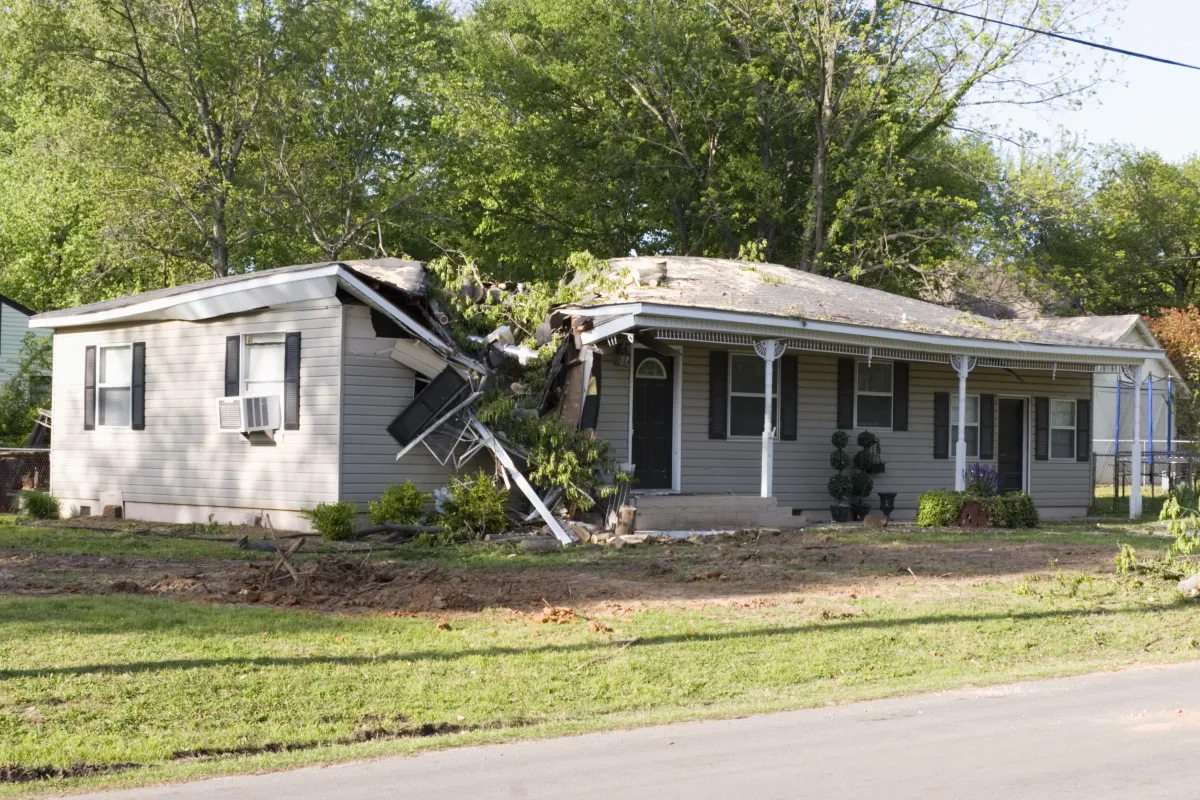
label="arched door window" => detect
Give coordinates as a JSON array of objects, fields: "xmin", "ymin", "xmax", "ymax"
[{"xmin": 635, "ymin": 357, "xmax": 668, "ymax": 380}]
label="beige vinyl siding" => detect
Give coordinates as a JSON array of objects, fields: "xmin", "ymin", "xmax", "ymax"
[
  {"xmin": 595, "ymin": 343, "xmax": 1094, "ymax": 517},
  {"xmin": 594, "ymin": 353, "xmax": 630, "ymax": 466},
  {"xmin": 49, "ymin": 302, "xmax": 343, "ymax": 513},
  {"xmin": 338, "ymin": 303, "xmax": 464, "ymax": 507}
]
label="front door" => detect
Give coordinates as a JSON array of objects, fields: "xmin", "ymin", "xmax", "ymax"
[
  {"xmin": 997, "ymin": 398, "xmax": 1025, "ymax": 492},
  {"xmin": 631, "ymin": 350, "xmax": 674, "ymax": 489}
]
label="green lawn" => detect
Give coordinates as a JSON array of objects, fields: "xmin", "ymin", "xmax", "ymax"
[
  {"xmin": 2, "ymin": 554, "xmax": 1198, "ymax": 795},
  {"xmin": 0, "ymin": 515, "xmax": 1191, "ymax": 795}
]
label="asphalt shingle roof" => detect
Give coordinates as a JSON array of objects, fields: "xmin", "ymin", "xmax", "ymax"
[{"xmin": 581, "ymin": 257, "xmax": 1153, "ymax": 352}]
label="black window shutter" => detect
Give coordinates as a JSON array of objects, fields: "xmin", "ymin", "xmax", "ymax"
[
  {"xmin": 708, "ymin": 350, "xmax": 728, "ymax": 440},
  {"xmin": 836, "ymin": 358, "xmax": 854, "ymax": 430},
  {"xmin": 933, "ymin": 391, "xmax": 949, "ymax": 459},
  {"xmin": 84, "ymin": 346, "xmax": 96, "ymax": 431},
  {"xmin": 780, "ymin": 354, "xmax": 798, "ymax": 441},
  {"xmin": 131, "ymin": 342, "xmax": 146, "ymax": 431},
  {"xmin": 1034, "ymin": 396, "xmax": 1050, "ymax": 461},
  {"xmin": 892, "ymin": 361, "xmax": 910, "ymax": 431},
  {"xmin": 1076, "ymin": 398, "xmax": 1091, "ymax": 462},
  {"xmin": 580, "ymin": 355, "xmax": 602, "ymax": 431},
  {"xmin": 284, "ymin": 331, "xmax": 301, "ymax": 431},
  {"xmin": 979, "ymin": 394, "xmax": 995, "ymax": 460},
  {"xmin": 224, "ymin": 335, "xmax": 241, "ymax": 397}
]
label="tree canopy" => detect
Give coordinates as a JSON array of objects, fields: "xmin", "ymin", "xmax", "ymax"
[{"xmin": 1, "ymin": 0, "xmax": 1186, "ymax": 328}]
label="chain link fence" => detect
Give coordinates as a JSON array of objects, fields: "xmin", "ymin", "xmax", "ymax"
[
  {"xmin": 1092, "ymin": 449, "xmax": 1199, "ymax": 516},
  {"xmin": 0, "ymin": 449, "xmax": 50, "ymax": 513}
]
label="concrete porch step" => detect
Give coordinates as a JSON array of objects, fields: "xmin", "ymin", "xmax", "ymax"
[{"xmin": 632, "ymin": 493, "xmax": 795, "ymax": 532}]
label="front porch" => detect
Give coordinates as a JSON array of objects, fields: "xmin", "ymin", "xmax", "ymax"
[{"xmin": 582, "ymin": 310, "xmax": 1152, "ymax": 524}]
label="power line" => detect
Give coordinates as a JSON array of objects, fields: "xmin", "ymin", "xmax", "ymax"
[{"xmin": 899, "ymin": 0, "xmax": 1200, "ymax": 72}]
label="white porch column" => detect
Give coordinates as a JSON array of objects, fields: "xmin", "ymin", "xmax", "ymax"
[
  {"xmin": 1131, "ymin": 362, "xmax": 1144, "ymax": 519},
  {"xmin": 755, "ymin": 339, "xmax": 786, "ymax": 498},
  {"xmin": 950, "ymin": 355, "xmax": 976, "ymax": 492}
]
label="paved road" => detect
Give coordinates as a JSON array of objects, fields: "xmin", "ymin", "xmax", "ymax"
[{"xmin": 82, "ymin": 662, "xmax": 1200, "ymax": 799}]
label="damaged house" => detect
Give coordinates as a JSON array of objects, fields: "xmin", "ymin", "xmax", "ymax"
[
  {"xmin": 28, "ymin": 255, "xmax": 1168, "ymax": 535},
  {"xmin": 28, "ymin": 259, "xmax": 565, "ymax": 538}
]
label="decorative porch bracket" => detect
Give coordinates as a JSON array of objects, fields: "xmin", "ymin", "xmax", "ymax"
[
  {"xmin": 755, "ymin": 339, "xmax": 787, "ymax": 498},
  {"xmin": 950, "ymin": 355, "xmax": 977, "ymax": 492}
]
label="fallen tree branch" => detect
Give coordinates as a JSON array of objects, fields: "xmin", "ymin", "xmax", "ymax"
[
  {"xmin": 574, "ymin": 637, "xmax": 642, "ymax": 672},
  {"xmin": 353, "ymin": 523, "xmax": 445, "ymax": 538}
]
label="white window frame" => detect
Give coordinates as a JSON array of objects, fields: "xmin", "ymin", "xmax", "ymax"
[
  {"xmin": 949, "ymin": 393, "xmax": 981, "ymax": 459},
  {"xmin": 95, "ymin": 342, "xmax": 134, "ymax": 429},
  {"xmin": 854, "ymin": 360, "xmax": 893, "ymax": 430},
  {"xmin": 728, "ymin": 352, "xmax": 779, "ymax": 440},
  {"xmin": 1049, "ymin": 398, "xmax": 1077, "ymax": 461},
  {"xmin": 241, "ymin": 333, "xmax": 287, "ymax": 399}
]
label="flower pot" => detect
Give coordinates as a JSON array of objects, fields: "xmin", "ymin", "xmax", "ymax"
[
  {"xmin": 829, "ymin": 504, "xmax": 852, "ymax": 523},
  {"xmin": 877, "ymin": 492, "xmax": 897, "ymax": 518},
  {"xmin": 849, "ymin": 502, "xmax": 869, "ymax": 521}
]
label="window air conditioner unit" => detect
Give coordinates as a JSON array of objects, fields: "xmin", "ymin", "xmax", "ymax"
[{"xmin": 216, "ymin": 395, "xmax": 282, "ymax": 433}]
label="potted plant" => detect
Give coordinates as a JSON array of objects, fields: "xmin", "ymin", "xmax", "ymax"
[{"xmin": 828, "ymin": 430, "xmax": 852, "ymax": 523}]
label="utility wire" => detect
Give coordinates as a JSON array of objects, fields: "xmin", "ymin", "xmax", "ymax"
[{"xmin": 900, "ymin": 0, "xmax": 1200, "ymax": 72}]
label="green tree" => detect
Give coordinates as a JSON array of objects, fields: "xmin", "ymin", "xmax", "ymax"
[
  {"xmin": 441, "ymin": 0, "xmax": 1112, "ymax": 282},
  {"xmin": 1090, "ymin": 150, "xmax": 1200, "ymax": 313}
]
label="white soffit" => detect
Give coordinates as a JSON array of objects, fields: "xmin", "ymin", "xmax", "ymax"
[{"xmin": 165, "ymin": 276, "xmax": 338, "ymax": 321}]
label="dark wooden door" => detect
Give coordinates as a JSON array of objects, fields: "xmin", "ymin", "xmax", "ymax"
[
  {"xmin": 997, "ymin": 398, "xmax": 1025, "ymax": 492},
  {"xmin": 632, "ymin": 350, "xmax": 674, "ymax": 489}
]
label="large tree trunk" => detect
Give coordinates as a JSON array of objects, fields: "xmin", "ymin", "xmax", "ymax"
[
  {"xmin": 803, "ymin": 35, "xmax": 837, "ymax": 274},
  {"xmin": 210, "ymin": 192, "xmax": 230, "ymax": 278}
]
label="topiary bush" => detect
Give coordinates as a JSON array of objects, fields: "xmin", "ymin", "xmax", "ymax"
[
  {"xmin": 20, "ymin": 490, "xmax": 59, "ymax": 520},
  {"xmin": 440, "ymin": 470, "xmax": 509, "ymax": 540},
  {"xmin": 299, "ymin": 501, "xmax": 357, "ymax": 541},
  {"xmin": 916, "ymin": 489, "xmax": 964, "ymax": 526},
  {"xmin": 985, "ymin": 492, "xmax": 1039, "ymax": 529},
  {"xmin": 368, "ymin": 481, "xmax": 431, "ymax": 525}
]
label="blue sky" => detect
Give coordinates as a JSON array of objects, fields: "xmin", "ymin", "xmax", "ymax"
[{"xmin": 998, "ymin": 0, "xmax": 1200, "ymax": 159}]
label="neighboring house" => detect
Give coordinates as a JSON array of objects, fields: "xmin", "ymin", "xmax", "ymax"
[
  {"xmin": 28, "ymin": 260, "xmax": 506, "ymax": 531},
  {"xmin": 1018, "ymin": 315, "xmax": 1186, "ymax": 456},
  {"xmin": 0, "ymin": 293, "xmax": 48, "ymax": 384},
  {"xmin": 560, "ymin": 257, "xmax": 1165, "ymax": 527},
  {"xmin": 29, "ymin": 256, "xmax": 1167, "ymax": 532}
]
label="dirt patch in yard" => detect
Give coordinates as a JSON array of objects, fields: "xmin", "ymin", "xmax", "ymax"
[{"xmin": 0, "ymin": 528, "xmax": 1149, "ymax": 614}]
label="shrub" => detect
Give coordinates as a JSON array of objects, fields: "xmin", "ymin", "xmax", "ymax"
[
  {"xmin": 829, "ymin": 449, "xmax": 850, "ymax": 471},
  {"xmin": 985, "ymin": 492, "xmax": 1039, "ymax": 529},
  {"xmin": 831, "ymin": 430, "xmax": 849, "ymax": 449},
  {"xmin": 440, "ymin": 470, "xmax": 509, "ymax": 540},
  {"xmin": 856, "ymin": 430, "xmax": 879, "ymax": 448},
  {"xmin": 963, "ymin": 463, "xmax": 1000, "ymax": 497},
  {"xmin": 916, "ymin": 489, "xmax": 964, "ymax": 526},
  {"xmin": 848, "ymin": 471, "xmax": 874, "ymax": 501},
  {"xmin": 827, "ymin": 474, "xmax": 851, "ymax": 502},
  {"xmin": 368, "ymin": 481, "xmax": 431, "ymax": 525},
  {"xmin": 299, "ymin": 501, "xmax": 357, "ymax": 541},
  {"xmin": 21, "ymin": 490, "xmax": 59, "ymax": 520}
]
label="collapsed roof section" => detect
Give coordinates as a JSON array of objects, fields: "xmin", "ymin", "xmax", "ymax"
[{"xmin": 29, "ymin": 258, "xmax": 575, "ymax": 545}]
